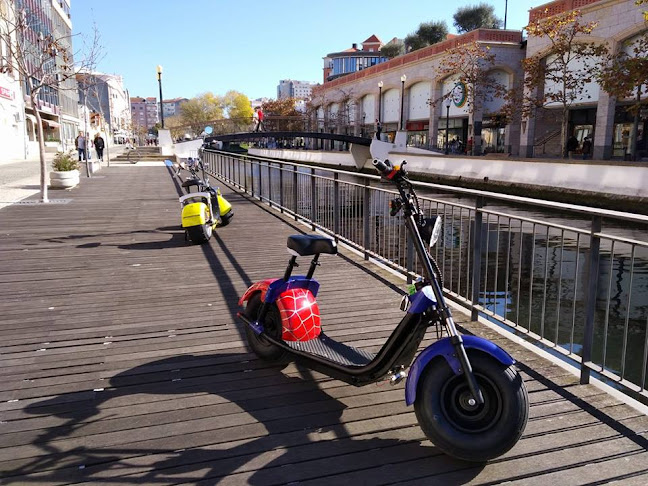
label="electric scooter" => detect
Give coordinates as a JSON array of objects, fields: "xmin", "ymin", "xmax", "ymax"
[
  {"xmin": 175, "ymin": 157, "xmax": 233, "ymax": 244},
  {"xmin": 238, "ymin": 158, "xmax": 529, "ymax": 462}
]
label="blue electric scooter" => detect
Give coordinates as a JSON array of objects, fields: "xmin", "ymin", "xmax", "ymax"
[{"xmin": 238, "ymin": 159, "xmax": 529, "ymax": 462}]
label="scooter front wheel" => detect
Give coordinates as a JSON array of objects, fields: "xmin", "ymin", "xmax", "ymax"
[
  {"xmin": 244, "ymin": 294, "xmax": 289, "ymax": 364},
  {"xmin": 414, "ymin": 352, "xmax": 528, "ymax": 462}
]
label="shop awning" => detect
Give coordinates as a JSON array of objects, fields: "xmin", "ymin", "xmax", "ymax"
[{"xmin": 42, "ymin": 119, "xmax": 60, "ymax": 128}]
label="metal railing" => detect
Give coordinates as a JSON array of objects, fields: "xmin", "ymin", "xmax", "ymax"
[{"xmin": 202, "ymin": 149, "xmax": 648, "ymax": 402}]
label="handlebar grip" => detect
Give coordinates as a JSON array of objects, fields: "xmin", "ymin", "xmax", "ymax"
[{"xmin": 372, "ymin": 159, "xmax": 392, "ymax": 175}]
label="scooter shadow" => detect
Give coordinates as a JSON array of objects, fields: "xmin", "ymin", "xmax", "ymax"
[{"xmin": 15, "ymin": 353, "xmax": 484, "ymax": 484}]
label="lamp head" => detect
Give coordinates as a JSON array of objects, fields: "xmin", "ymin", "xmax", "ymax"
[
  {"xmin": 401, "ymin": 74, "xmax": 407, "ymax": 83},
  {"xmin": 156, "ymin": 65, "xmax": 163, "ymax": 76},
  {"xmin": 378, "ymin": 81, "xmax": 383, "ymax": 88},
  {"xmin": 444, "ymin": 97, "xmax": 452, "ymax": 108}
]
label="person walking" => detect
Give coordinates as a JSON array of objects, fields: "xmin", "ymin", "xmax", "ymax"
[
  {"xmin": 581, "ymin": 136, "xmax": 592, "ymax": 160},
  {"xmin": 75, "ymin": 132, "xmax": 87, "ymax": 161},
  {"xmin": 566, "ymin": 135, "xmax": 579, "ymax": 159},
  {"xmin": 94, "ymin": 133, "xmax": 105, "ymax": 162},
  {"xmin": 375, "ymin": 119, "xmax": 382, "ymax": 140},
  {"xmin": 255, "ymin": 107, "xmax": 265, "ymax": 132}
]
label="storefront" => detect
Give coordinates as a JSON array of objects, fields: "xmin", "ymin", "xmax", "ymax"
[
  {"xmin": 406, "ymin": 120, "xmax": 429, "ymax": 148},
  {"xmin": 613, "ymin": 105, "xmax": 647, "ymax": 159},
  {"xmin": 436, "ymin": 117, "xmax": 468, "ymax": 152}
]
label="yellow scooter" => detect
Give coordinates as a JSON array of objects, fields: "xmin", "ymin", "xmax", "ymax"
[{"xmin": 176, "ymin": 157, "xmax": 233, "ymax": 244}]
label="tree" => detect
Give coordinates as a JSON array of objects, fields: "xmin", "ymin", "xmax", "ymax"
[
  {"xmin": 453, "ymin": 3, "xmax": 502, "ymax": 34},
  {"xmin": 405, "ymin": 21, "xmax": 448, "ymax": 52},
  {"xmin": 432, "ymin": 42, "xmax": 505, "ymax": 154},
  {"xmin": 522, "ymin": 10, "xmax": 607, "ymax": 157},
  {"xmin": 261, "ymin": 98, "xmax": 303, "ymax": 131},
  {"xmin": 179, "ymin": 92, "xmax": 224, "ymax": 136},
  {"xmin": 0, "ymin": 2, "xmax": 102, "ymax": 202},
  {"xmin": 380, "ymin": 39, "xmax": 405, "ymax": 59},
  {"xmin": 598, "ymin": 32, "xmax": 648, "ymax": 160},
  {"xmin": 223, "ymin": 90, "xmax": 254, "ymax": 131}
]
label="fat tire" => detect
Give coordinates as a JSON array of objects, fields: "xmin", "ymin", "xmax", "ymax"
[
  {"xmin": 414, "ymin": 352, "xmax": 528, "ymax": 462},
  {"xmin": 186, "ymin": 223, "xmax": 212, "ymax": 244},
  {"xmin": 244, "ymin": 294, "xmax": 289, "ymax": 364}
]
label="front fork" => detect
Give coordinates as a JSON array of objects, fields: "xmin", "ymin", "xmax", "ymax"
[{"xmin": 407, "ymin": 215, "xmax": 484, "ymax": 405}]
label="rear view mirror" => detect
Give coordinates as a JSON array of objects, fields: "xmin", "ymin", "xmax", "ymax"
[{"xmin": 420, "ymin": 216, "xmax": 442, "ymax": 248}]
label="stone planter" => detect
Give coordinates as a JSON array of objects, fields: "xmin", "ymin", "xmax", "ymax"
[{"xmin": 50, "ymin": 169, "xmax": 80, "ymax": 189}]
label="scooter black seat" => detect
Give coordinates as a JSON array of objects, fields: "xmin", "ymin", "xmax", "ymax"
[{"xmin": 287, "ymin": 235, "xmax": 337, "ymax": 256}]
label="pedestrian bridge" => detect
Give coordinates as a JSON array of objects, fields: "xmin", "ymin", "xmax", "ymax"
[
  {"xmin": 1, "ymin": 156, "xmax": 647, "ymax": 483},
  {"xmin": 205, "ymin": 130, "xmax": 372, "ymax": 146}
]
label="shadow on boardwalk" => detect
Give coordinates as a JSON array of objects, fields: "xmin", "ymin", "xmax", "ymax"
[{"xmin": 11, "ymin": 354, "xmax": 480, "ymax": 485}]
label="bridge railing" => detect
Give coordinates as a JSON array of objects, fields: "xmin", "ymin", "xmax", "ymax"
[{"xmin": 202, "ymin": 149, "xmax": 648, "ymax": 404}]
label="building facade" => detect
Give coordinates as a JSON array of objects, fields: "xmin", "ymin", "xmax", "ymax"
[
  {"xmin": 313, "ymin": 0, "xmax": 647, "ymax": 160},
  {"xmin": 51, "ymin": 0, "xmax": 79, "ymax": 152},
  {"xmin": 0, "ymin": 0, "xmax": 27, "ymax": 159},
  {"xmin": 520, "ymin": 0, "xmax": 648, "ymax": 160},
  {"xmin": 322, "ymin": 35, "xmax": 388, "ymax": 83},
  {"xmin": 277, "ymin": 80, "xmax": 317, "ymax": 100},
  {"xmin": 77, "ymin": 71, "xmax": 131, "ymax": 144},
  {"xmin": 130, "ymin": 96, "xmax": 158, "ymax": 132},
  {"xmin": 162, "ymin": 97, "xmax": 188, "ymax": 118},
  {"xmin": 313, "ymin": 29, "xmax": 525, "ymax": 154}
]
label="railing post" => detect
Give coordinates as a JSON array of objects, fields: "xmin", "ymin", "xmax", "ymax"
[
  {"xmin": 251, "ymin": 160, "xmax": 255, "ymax": 198},
  {"xmin": 581, "ymin": 215, "xmax": 602, "ymax": 385},
  {"xmin": 310, "ymin": 167, "xmax": 316, "ymax": 231},
  {"xmin": 243, "ymin": 158, "xmax": 248, "ymax": 193},
  {"xmin": 259, "ymin": 162, "xmax": 264, "ymax": 202},
  {"xmin": 406, "ymin": 233, "xmax": 414, "ymax": 284},
  {"xmin": 471, "ymin": 196, "xmax": 485, "ymax": 322},
  {"xmin": 293, "ymin": 165, "xmax": 299, "ymax": 221},
  {"xmin": 333, "ymin": 172, "xmax": 340, "ymax": 242},
  {"xmin": 267, "ymin": 162, "xmax": 273, "ymax": 208},
  {"xmin": 279, "ymin": 163, "xmax": 284, "ymax": 213},
  {"xmin": 363, "ymin": 180, "xmax": 370, "ymax": 260}
]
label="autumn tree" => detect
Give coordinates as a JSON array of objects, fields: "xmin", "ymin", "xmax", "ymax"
[
  {"xmin": 261, "ymin": 98, "xmax": 304, "ymax": 131},
  {"xmin": 380, "ymin": 39, "xmax": 405, "ymax": 59},
  {"xmin": 522, "ymin": 10, "xmax": 607, "ymax": 157},
  {"xmin": 597, "ymin": 18, "xmax": 648, "ymax": 159},
  {"xmin": 405, "ymin": 21, "xmax": 448, "ymax": 52},
  {"xmin": 432, "ymin": 42, "xmax": 505, "ymax": 154},
  {"xmin": 0, "ymin": 2, "xmax": 102, "ymax": 202},
  {"xmin": 453, "ymin": 3, "xmax": 502, "ymax": 33},
  {"xmin": 179, "ymin": 92, "xmax": 224, "ymax": 136},
  {"xmin": 223, "ymin": 90, "xmax": 254, "ymax": 132}
]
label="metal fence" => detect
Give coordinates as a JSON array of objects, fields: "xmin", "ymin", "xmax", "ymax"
[{"xmin": 201, "ymin": 149, "xmax": 648, "ymax": 402}]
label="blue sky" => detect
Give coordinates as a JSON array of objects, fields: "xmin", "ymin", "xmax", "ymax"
[{"xmin": 72, "ymin": 0, "xmax": 540, "ymax": 101}]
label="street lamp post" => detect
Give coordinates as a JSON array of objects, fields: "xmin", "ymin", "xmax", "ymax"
[
  {"xmin": 377, "ymin": 81, "xmax": 383, "ymax": 124},
  {"xmin": 399, "ymin": 74, "xmax": 407, "ymax": 131},
  {"xmin": 156, "ymin": 65, "xmax": 165, "ymax": 129},
  {"xmin": 362, "ymin": 112, "xmax": 366, "ymax": 137},
  {"xmin": 444, "ymin": 97, "xmax": 452, "ymax": 155}
]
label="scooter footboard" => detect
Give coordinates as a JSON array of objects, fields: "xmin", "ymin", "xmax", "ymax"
[{"xmin": 404, "ymin": 335, "xmax": 515, "ymax": 406}]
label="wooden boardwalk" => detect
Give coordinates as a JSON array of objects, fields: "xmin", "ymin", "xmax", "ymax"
[{"xmin": 1, "ymin": 161, "xmax": 647, "ymax": 485}]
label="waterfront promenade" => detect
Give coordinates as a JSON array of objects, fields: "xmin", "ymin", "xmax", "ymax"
[{"xmin": 1, "ymin": 160, "xmax": 648, "ymax": 484}]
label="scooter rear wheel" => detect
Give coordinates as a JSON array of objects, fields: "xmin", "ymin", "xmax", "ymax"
[
  {"xmin": 186, "ymin": 223, "xmax": 212, "ymax": 244},
  {"xmin": 244, "ymin": 294, "xmax": 289, "ymax": 364},
  {"xmin": 414, "ymin": 352, "xmax": 528, "ymax": 462}
]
